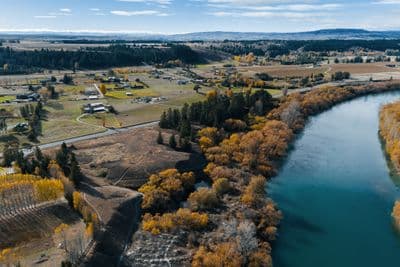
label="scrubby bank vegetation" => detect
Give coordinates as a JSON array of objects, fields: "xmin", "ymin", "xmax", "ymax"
[
  {"xmin": 140, "ymin": 81, "xmax": 400, "ymax": 266},
  {"xmin": 393, "ymin": 201, "xmax": 400, "ymax": 231},
  {"xmin": 379, "ymin": 101, "xmax": 400, "ymax": 231},
  {"xmin": 380, "ymin": 101, "xmax": 400, "ymax": 172},
  {"xmin": 0, "ymin": 44, "xmax": 202, "ymax": 74}
]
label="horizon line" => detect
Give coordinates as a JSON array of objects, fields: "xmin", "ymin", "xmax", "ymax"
[{"xmin": 0, "ymin": 27, "xmax": 399, "ymax": 36}]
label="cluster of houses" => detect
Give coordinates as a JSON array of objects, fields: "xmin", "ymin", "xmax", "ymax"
[
  {"xmin": 133, "ymin": 96, "xmax": 167, "ymax": 104},
  {"xmin": 149, "ymin": 68, "xmax": 203, "ymax": 85},
  {"xmin": 14, "ymin": 93, "xmax": 40, "ymax": 103},
  {"xmin": 100, "ymin": 76, "xmax": 145, "ymax": 90},
  {"xmin": 81, "ymin": 86, "xmax": 101, "ymax": 100},
  {"xmin": 82, "ymin": 102, "xmax": 110, "ymax": 114}
]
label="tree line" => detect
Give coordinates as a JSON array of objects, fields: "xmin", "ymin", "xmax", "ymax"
[
  {"xmin": 0, "ymin": 44, "xmax": 203, "ymax": 74},
  {"xmin": 159, "ymin": 89, "xmax": 274, "ymax": 137},
  {"xmin": 209, "ymin": 39, "xmax": 400, "ymax": 57}
]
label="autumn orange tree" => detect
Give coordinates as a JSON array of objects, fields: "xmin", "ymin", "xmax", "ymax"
[
  {"xmin": 192, "ymin": 242, "xmax": 243, "ymax": 267},
  {"xmin": 241, "ymin": 176, "xmax": 266, "ymax": 207},
  {"xmin": 204, "ymin": 120, "xmax": 292, "ymax": 177},
  {"xmin": 138, "ymin": 169, "xmax": 195, "ymax": 213},
  {"xmin": 72, "ymin": 191, "xmax": 98, "ymax": 226},
  {"xmin": 142, "ymin": 208, "xmax": 208, "ymax": 235}
]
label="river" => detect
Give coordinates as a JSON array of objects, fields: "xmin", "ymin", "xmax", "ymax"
[{"xmin": 268, "ymin": 91, "xmax": 400, "ymax": 267}]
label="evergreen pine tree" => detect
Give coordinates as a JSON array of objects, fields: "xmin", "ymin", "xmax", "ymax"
[
  {"xmin": 181, "ymin": 103, "xmax": 189, "ymax": 121},
  {"xmin": 56, "ymin": 142, "xmax": 70, "ymax": 175},
  {"xmin": 179, "ymin": 118, "xmax": 191, "ymax": 138},
  {"xmin": 166, "ymin": 108, "xmax": 174, "ymax": 129},
  {"xmin": 228, "ymin": 93, "xmax": 246, "ymax": 119},
  {"xmin": 159, "ymin": 111, "xmax": 169, "ymax": 128},
  {"xmin": 157, "ymin": 131, "xmax": 164, "ymax": 144},
  {"xmin": 169, "ymin": 134, "xmax": 177, "ymax": 149},
  {"xmin": 69, "ymin": 153, "xmax": 82, "ymax": 186},
  {"xmin": 172, "ymin": 109, "xmax": 181, "ymax": 129},
  {"xmin": 34, "ymin": 147, "xmax": 49, "ymax": 177}
]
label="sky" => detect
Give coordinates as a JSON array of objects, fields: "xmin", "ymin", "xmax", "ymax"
[{"xmin": 1, "ymin": 0, "xmax": 400, "ymax": 34}]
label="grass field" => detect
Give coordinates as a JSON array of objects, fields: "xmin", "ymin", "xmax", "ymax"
[
  {"xmin": 0, "ymin": 95, "xmax": 15, "ymax": 103},
  {"xmin": 116, "ymin": 104, "xmax": 169, "ymax": 126},
  {"xmin": 41, "ymin": 119, "xmax": 105, "ymax": 143},
  {"xmin": 60, "ymin": 85, "xmax": 86, "ymax": 95},
  {"xmin": 237, "ymin": 65, "xmax": 329, "ymax": 78},
  {"xmin": 106, "ymin": 88, "xmax": 160, "ymax": 99},
  {"xmin": 329, "ymin": 63, "xmax": 400, "ymax": 74},
  {"xmin": 80, "ymin": 113, "xmax": 122, "ymax": 128},
  {"xmin": 39, "ymin": 100, "xmax": 105, "ymax": 143}
]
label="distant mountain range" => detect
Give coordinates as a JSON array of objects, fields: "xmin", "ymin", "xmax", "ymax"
[
  {"xmin": 166, "ymin": 29, "xmax": 400, "ymax": 41},
  {"xmin": 2, "ymin": 29, "xmax": 400, "ymax": 41}
]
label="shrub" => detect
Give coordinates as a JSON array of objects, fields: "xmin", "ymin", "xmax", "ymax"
[
  {"xmin": 188, "ymin": 188, "xmax": 219, "ymax": 211},
  {"xmin": 249, "ymin": 250, "xmax": 273, "ymax": 267},
  {"xmin": 241, "ymin": 176, "xmax": 266, "ymax": 207},
  {"xmin": 140, "ymin": 188, "xmax": 170, "ymax": 212},
  {"xmin": 223, "ymin": 119, "xmax": 247, "ymax": 132},
  {"xmin": 142, "ymin": 208, "xmax": 208, "ymax": 235},
  {"xmin": 212, "ymin": 178, "xmax": 231, "ymax": 196},
  {"xmin": 192, "ymin": 242, "xmax": 243, "ymax": 267},
  {"xmin": 138, "ymin": 169, "xmax": 195, "ymax": 213}
]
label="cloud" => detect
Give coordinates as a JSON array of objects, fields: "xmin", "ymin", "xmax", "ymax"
[
  {"xmin": 232, "ymin": 4, "xmax": 342, "ymax": 11},
  {"xmin": 45, "ymin": 8, "xmax": 72, "ymax": 17},
  {"xmin": 205, "ymin": 0, "xmax": 341, "ymax": 19},
  {"xmin": 111, "ymin": 10, "xmax": 169, "ymax": 16},
  {"xmin": 210, "ymin": 11, "xmax": 326, "ymax": 18},
  {"xmin": 373, "ymin": 0, "xmax": 400, "ymax": 3},
  {"xmin": 117, "ymin": 0, "xmax": 173, "ymax": 4},
  {"xmin": 89, "ymin": 8, "xmax": 105, "ymax": 15},
  {"xmin": 34, "ymin": 15, "xmax": 57, "ymax": 19},
  {"xmin": 207, "ymin": 0, "xmax": 313, "ymax": 5}
]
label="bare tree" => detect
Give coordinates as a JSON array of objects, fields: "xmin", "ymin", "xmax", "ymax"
[
  {"xmin": 236, "ymin": 220, "xmax": 258, "ymax": 259},
  {"xmin": 280, "ymin": 100, "xmax": 301, "ymax": 129}
]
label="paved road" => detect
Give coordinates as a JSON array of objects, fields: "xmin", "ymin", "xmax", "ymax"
[{"xmin": 22, "ymin": 120, "xmax": 159, "ymax": 155}]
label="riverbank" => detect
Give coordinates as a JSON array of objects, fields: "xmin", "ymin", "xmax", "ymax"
[
  {"xmin": 130, "ymin": 80, "xmax": 400, "ymax": 266},
  {"xmin": 200, "ymin": 82, "xmax": 400, "ymax": 264},
  {"xmin": 269, "ymin": 90, "xmax": 400, "ymax": 267},
  {"xmin": 379, "ymin": 100, "xmax": 400, "ymax": 231}
]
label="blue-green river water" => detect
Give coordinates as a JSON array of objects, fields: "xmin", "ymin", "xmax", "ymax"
[{"xmin": 268, "ymin": 91, "xmax": 400, "ymax": 267}]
